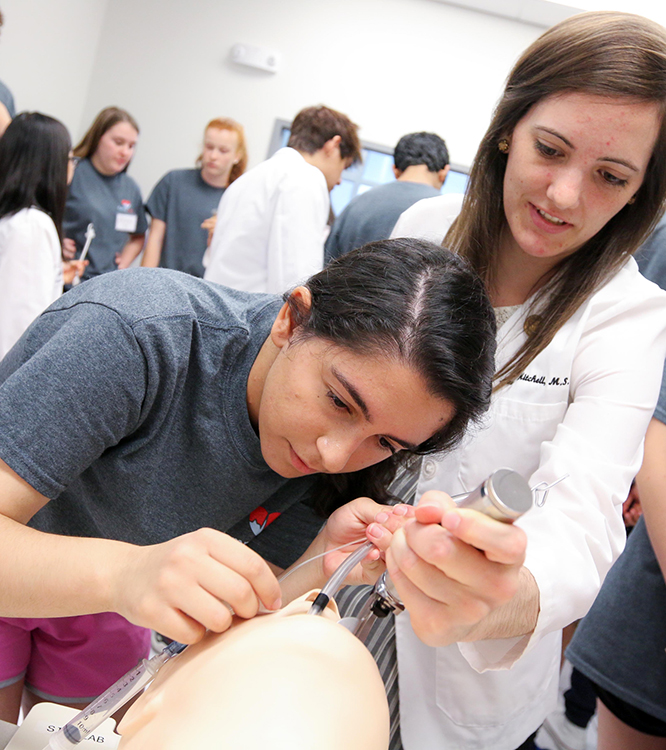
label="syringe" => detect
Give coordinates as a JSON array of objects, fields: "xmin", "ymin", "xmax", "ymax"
[
  {"xmin": 70, "ymin": 223, "xmax": 95, "ymax": 287},
  {"xmin": 44, "ymin": 640, "xmax": 186, "ymax": 749}
]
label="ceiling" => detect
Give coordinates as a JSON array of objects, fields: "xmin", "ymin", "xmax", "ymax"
[{"xmin": 431, "ymin": 0, "xmax": 666, "ymax": 28}]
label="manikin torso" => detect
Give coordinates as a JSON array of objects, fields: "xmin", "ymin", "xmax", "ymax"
[{"xmin": 117, "ymin": 592, "xmax": 390, "ymax": 749}]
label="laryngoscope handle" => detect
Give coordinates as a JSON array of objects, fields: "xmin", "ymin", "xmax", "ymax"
[
  {"xmin": 311, "ymin": 468, "xmax": 533, "ymax": 616},
  {"xmin": 453, "ymin": 467, "xmax": 533, "ymax": 521},
  {"xmin": 376, "ymin": 467, "xmax": 533, "ymax": 609}
]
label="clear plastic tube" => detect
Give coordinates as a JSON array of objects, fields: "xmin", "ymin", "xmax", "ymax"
[
  {"xmin": 275, "ymin": 537, "xmax": 367, "ymax": 584},
  {"xmin": 308, "ymin": 541, "xmax": 374, "ymax": 615},
  {"xmin": 44, "ymin": 641, "xmax": 186, "ymax": 749}
]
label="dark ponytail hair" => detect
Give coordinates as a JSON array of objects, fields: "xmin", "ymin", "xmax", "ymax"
[
  {"xmin": 285, "ymin": 238, "xmax": 497, "ymax": 515},
  {"xmin": 0, "ymin": 112, "xmax": 71, "ymax": 241}
]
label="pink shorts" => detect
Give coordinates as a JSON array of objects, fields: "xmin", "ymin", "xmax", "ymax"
[{"xmin": 0, "ymin": 613, "xmax": 151, "ymax": 702}]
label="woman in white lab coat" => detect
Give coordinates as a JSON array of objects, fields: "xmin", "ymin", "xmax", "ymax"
[{"xmin": 369, "ymin": 11, "xmax": 666, "ymax": 750}]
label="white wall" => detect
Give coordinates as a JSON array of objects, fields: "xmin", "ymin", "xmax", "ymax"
[
  {"xmin": 0, "ymin": 0, "xmax": 109, "ymax": 137},
  {"xmin": 1, "ymin": 0, "xmax": 544, "ymax": 197},
  {"xmin": 81, "ymin": 0, "xmax": 543, "ymax": 197}
]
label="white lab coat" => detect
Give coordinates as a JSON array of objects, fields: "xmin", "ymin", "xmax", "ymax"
[
  {"xmin": 0, "ymin": 207, "xmax": 63, "ymax": 360},
  {"xmin": 204, "ymin": 147, "xmax": 329, "ymax": 294},
  {"xmin": 391, "ymin": 192, "xmax": 464, "ymax": 244},
  {"xmin": 391, "ymin": 195, "xmax": 666, "ymax": 749}
]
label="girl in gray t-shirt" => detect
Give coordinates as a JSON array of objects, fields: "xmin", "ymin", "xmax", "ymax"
[
  {"xmin": 0, "ymin": 239, "xmax": 507, "ymax": 721},
  {"xmin": 142, "ymin": 117, "xmax": 247, "ymax": 277},
  {"xmin": 63, "ymin": 107, "xmax": 147, "ymax": 280}
]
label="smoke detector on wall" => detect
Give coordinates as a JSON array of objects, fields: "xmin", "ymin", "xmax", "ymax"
[{"xmin": 231, "ymin": 43, "xmax": 281, "ymax": 73}]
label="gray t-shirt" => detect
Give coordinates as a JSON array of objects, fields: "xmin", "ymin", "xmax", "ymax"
[
  {"xmin": 325, "ymin": 180, "xmax": 440, "ymax": 264},
  {"xmin": 63, "ymin": 158, "xmax": 148, "ymax": 280},
  {"xmin": 0, "ymin": 268, "xmax": 314, "ymax": 550},
  {"xmin": 0, "ymin": 79, "xmax": 15, "ymax": 119},
  {"xmin": 566, "ymin": 225, "xmax": 666, "ymax": 722},
  {"xmin": 146, "ymin": 168, "xmax": 225, "ymax": 277},
  {"xmin": 636, "ymin": 214, "xmax": 666, "ymax": 286}
]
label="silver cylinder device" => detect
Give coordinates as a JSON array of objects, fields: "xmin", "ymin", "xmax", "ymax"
[
  {"xmin": 379, "ymin": 468, "xmax": 532, "ymax": 609},
  {"xmin": 454, "ymin": 467, "xmax": 533, "ymax": 522}
]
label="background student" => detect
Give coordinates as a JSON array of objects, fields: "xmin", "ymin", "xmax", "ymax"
[
  {"xmin": 141, "ymin": 117, "xmax": 247, "ymax": 277},
  {"xmin": 325, "ymin": 131, "xmax": 450, "ymax": 263},
  {"xmin": 566, "ymin": 217, "xmax": 666, "ymax": 750},
  {"xmin": 63, "ymin": 106, "xmax": 147, "ymax": 280},
  {"xmin": 204, "ymin": 104, "xmax": 361, "ymax": 293},
  {"xmin": 0, "ymin": 112, "xmax": 86, "ymax": 359},
  {"xmin": 0, "ymin": 10, "xmax": 14, "ymax": 137}
]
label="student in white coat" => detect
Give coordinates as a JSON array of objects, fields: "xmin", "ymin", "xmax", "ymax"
[
  {"xmin": 204, "ymin": 105, "xmax": 361, "ymax": 293},
  {"xmin": 0, "ymin": 113, "xmax": 86, "ymax": 359},
  {"xmin": 360, "ymin": 11, "xmax": 666, "ymax": 750}
]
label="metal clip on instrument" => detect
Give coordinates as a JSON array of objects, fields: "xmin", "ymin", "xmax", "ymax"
[{"xmin": 328, "ymin": 468, "xmax": 533, "ymax": 641}]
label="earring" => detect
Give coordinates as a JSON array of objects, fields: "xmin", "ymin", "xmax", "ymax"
[
  {"xmin": 627, "ymin": 195, "xmax": 636, "ymax": 205},
  {"xmin": 498, "ymin": 139, "xmax": 510, "ymax": 154},
  {"xmin": 524, "ymin": 314, "xmax": 542, "ymax": 337}
]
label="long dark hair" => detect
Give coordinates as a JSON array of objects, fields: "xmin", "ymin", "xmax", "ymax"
[
  {"xmin": 447, "ymin": 11, "xmax": 666, "ymax": 389},
  {"xmin": 285, "ymin": 238, "xmax": 497, "ymax": 515},
  {"xmin": 0, "ymin": 112, "xmax": 71, "ymax": 241}
]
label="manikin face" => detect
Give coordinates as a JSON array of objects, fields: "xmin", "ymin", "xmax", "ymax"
[
  {"xmin": 249, "ymin": 302, "xmax": 454, "ymax": 478},
  {"xmin": 502, "ymin": 92, "xmax": 660, "ymax": 267},
  {"xmin": 200, "ymin": 127, "xmax": 240, "ymax": 185},
  {"xmin": 117, "ymin": 593, "xmax": 390, "ymax": 750},
  {"xmin": 91, "ymin": 121, "xmax": 138, "ymax": 176}
]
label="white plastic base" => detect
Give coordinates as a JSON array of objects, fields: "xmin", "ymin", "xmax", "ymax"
[{"xmin": 6, "ymin": 704, "xmax": 119, "ymax": 750}]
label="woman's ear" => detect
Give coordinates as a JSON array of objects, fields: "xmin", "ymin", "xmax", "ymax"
[{"xmin": 270, "ymin": 287, "xmax": 312, "ymax": 349}]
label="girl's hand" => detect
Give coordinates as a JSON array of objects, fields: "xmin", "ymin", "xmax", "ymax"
[
  {"xmin": 63, "ymin": 259, "xmax": 88, "ymax": 285},
  {"xmin": 201, "ymin": 214, "xmax": 218, "ymax": 247},
  {"xmin": 115, "ymin": 251, "xmax": 132, "ymax": 269},
  {"xmin": 319, "ymin": 497, "xmax": 415, "ymax": 586},
  {"xmin": 110, "ymin": 528, "xmax": 282, "ymax": 644},
  {"xmin": 62, "ymin": 238, "xmax": 77, "ymax": 260},
  {"xmin": 386, "ymin": 490, "xmax": 528, "ymax": 647}
]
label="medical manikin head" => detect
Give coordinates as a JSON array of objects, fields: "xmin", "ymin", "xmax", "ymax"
[{"xmin": 117, "ymin": 592, "xmax": 390, "ymax": 749}]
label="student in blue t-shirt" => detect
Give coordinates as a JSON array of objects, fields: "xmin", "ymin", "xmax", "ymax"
[
  {"xmin": 0, "ymin": 239, "xmax": 527, "ymax": 723},
  {"xmin": 63, "ymin": 107, "xmax": 148, "ymax": 280},
  {"xmin": 142, "ymin": 118, "xmax": 247, "ymax": 277}
]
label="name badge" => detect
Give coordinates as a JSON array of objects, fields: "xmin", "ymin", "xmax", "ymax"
[{"xmin": 115, "ymin": 212, "xmax": 138, "ymax": 232}]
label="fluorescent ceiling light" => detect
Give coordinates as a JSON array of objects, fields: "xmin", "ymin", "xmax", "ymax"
[
  {"xmin": 550, "ymin": 0, "xmax": 666, "ymax": 26},
  {"xmin": 432, "ymin": 0, "xmax": 666, "ymax": 28}
]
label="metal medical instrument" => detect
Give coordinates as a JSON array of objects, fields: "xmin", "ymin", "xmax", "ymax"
[
  {"xmin": 44, "ymin": 640, "xmax": 187, "ymax": 749},
  {"xmin": 70, "ymin": 223, "xmax": 95, "ymax": 287},
  {"xmin": 311, "ymin": 468, "xmax": 534, "ymax": 639}
]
